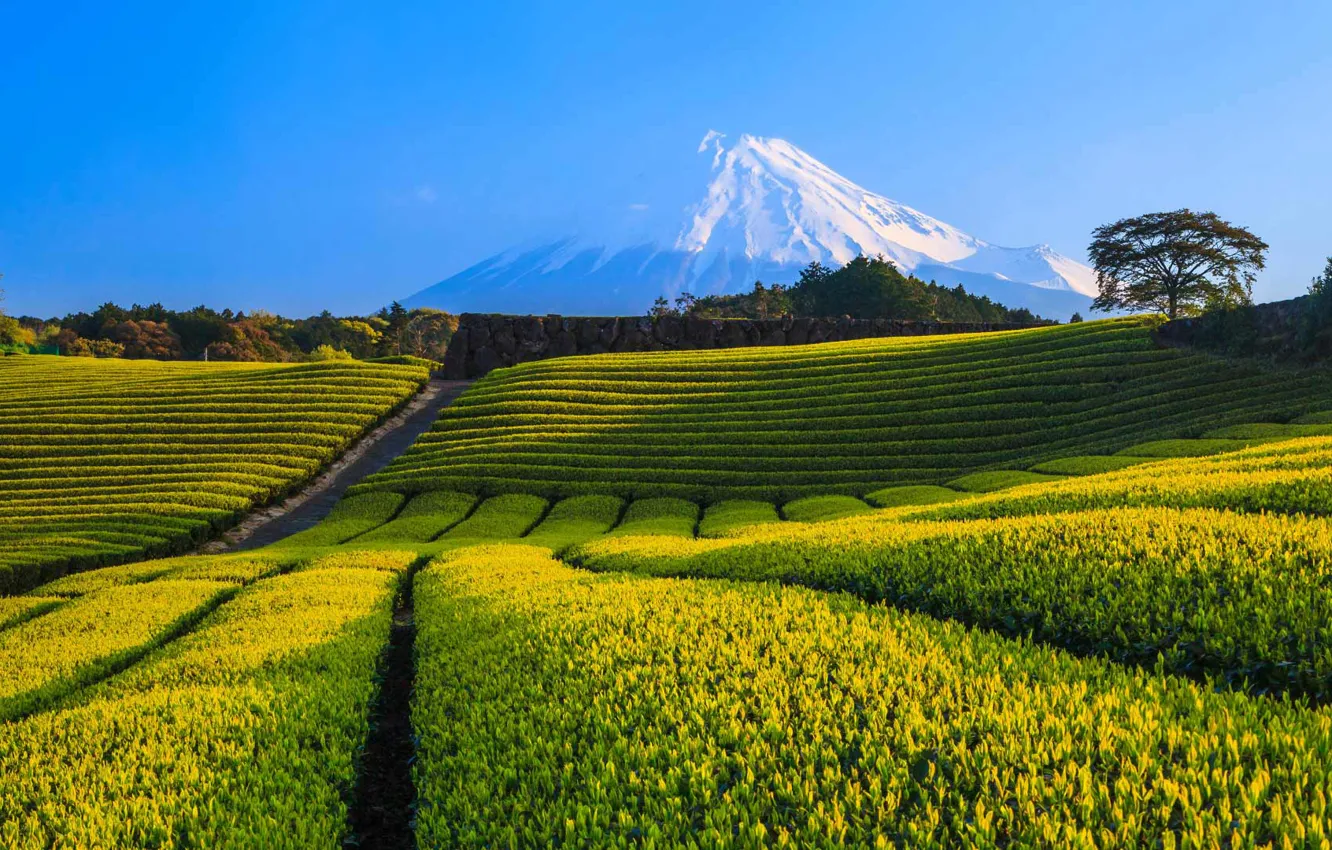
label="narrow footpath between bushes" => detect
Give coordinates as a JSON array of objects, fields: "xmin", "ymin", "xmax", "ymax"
[
  {"xmin": 345, "ymin": 558, "xmax": 425, "ymax": 849},
  {"xmin": 204, "ymin": 378, "xmax": 471, "ymax": 553}
]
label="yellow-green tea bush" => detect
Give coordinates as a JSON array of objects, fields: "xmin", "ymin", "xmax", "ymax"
[
  {"xmin": 0, "ymin": 580, "xmax": 232, "ymax": 720},
  {"xmin": 1205, "ymin": 422, "xmax": 1332, "ymax": 439},
  {"xmin": 294, "ymin": 549, "xmax": 419, "ymax": 574},
  {"xmin": 1116, "ymin": 437, "xmax": 1268, "ymax": 458},
  {"xmin": 165, "ymin": 555, "xmax": 281, "ymax": 584},
  {"xmin": 522, "ymin": 495, "xmax": 624, "ymax": 554},
  {"xmin": 351, "ymin": 490, "xmax": 477, "ymax": 544},
  {"xmin": 917, "ymin": 436, "xmax": 1332, "ymax": 522},
  {"xmin": 274, "ymin": 491, "xmax": 406, "ymax": 549},
  {"xmin": 30, "ymin": 553, "xmax": 279, "ymax": 596},
  {"xmin": 0, "ymin": 356, "xmax": 427, "ymax": 591},
  {"xmin": 604, "ymin": 497, "xmax": 698, "ymax": 538},
  {"xmin": 1028, "ymin": 455, "xmax": 1151, "ymax": 475},
  {"xmin": 576, "ymin": 505, "xmax": 1332, "ymax": 699},
  {"xmin": 32, "ymin": 558, "xmax": 192, "ymax": 597},
  {"xmin": 435, "ymin": 493, "xmax": 548, "ymax": 548},
  {"xmin": 0, "ymin": 596, "xmax": 61, "ymax": 632},
  {"xmin": 413, "ymin": 545, "xmax": 1332, "ymax": 847},
  {"xmin": 0, "ymin": 567, "xmax": 396, "ymax": 848},
  {"xmin": 946, "ymin": 469, "xmax": 1062, "ymax": 492},
  {"xmin": 781, "ymin": 494, "xmax": 873, "ymax": 522},
  {"xmin": 863, "ymin": 484, "xmax": 966, "ymax": 508},
  {"xmin": 697, "ymin": 499, "xmax": 781, "ymax": 538}
]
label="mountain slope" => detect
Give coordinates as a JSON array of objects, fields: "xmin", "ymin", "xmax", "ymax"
[{"xmin": 406, "ymin": 132, "xmax": 1097, "ymax": 318}]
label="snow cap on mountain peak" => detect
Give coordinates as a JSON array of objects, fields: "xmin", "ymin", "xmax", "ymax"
[
  {"xmin": 404, "ymin": 131, "xmax": 1101, "ymax": 317},
  {"xmin": 673, "ymin": 132, "xmax": 1099, "ymax": 298},
  {"xmin": 698, "ymin": 130, "xmax": 727, "ymax": 168}
]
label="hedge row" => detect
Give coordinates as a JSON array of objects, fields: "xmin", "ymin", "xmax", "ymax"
[
  {"xmin": 354, "ymin": 318, "xmax": 1332, "ymax": 502},
  {"xmin": 0, "ymin": 566, "xmax": 397, "ymax": 847},
  {"xmin": 413, "ymin": 544, "xmax": 1332, "ymax": 846},
  {"xmin": 0, "ymin": 356, "xmax": 427, "ymax": 593},
  {"xmin": 573, "ymin": 504, "xmax": 1332, "ymax": 700}
]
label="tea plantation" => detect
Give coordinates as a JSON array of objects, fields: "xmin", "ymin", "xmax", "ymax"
[
  {"xmin": 353, "ymin": 316, "xmax": 1332, "ymax": 501},
  {"xmin": 3, "ymin": 318, "xmax": 1332, "ymax": 847},
  {"xmin": 0, "ymin": 355, "xmax": 428, "ymax": 593}
]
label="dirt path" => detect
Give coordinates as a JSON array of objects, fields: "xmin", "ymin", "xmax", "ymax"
[
  {"xmin": 202, "ymin": 378, "xmax": 471, "ymax": 553},
  {"xmin": 345, "ymin": 561, "xmax": 422, "ymax": 848}
]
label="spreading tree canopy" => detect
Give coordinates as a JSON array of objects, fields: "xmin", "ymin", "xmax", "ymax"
[{"xmin": 1089, "ymin": 209, "xmax": 1267, "ymax": 319}]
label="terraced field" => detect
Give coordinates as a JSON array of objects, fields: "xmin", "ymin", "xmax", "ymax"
[
  {"xmin": 5, "ymin": 318, "xmax": 1332, "ymax": 847},
  {"xmin": 353, "ymin": 317, "xmax": 1332, "ymax": 501},
  {"xmin": 0, "ymin": 356, "xmax": 428, "ymax": 593}
]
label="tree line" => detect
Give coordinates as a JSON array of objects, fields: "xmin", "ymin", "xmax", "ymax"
[
  {"xmin": 3, "ymin": 208, "xmax": 1329, "ymax": 358},
  {"xmin": 651, "ymin": 255, "xmax": 1049, "ymax": 324},
  {"xmin": 0, "ymin": 299, "xmax": 457, "ymax": 362}
]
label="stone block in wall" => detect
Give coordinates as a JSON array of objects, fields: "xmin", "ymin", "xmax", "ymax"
[
  {"xmin": 514, "ymin": 315, "xmax": 546, "ymax": 344},
  {"xmin": 684, "ymin": 317, "xmax": 717, "ymax": 348},
  {"xmin": 492, "ymin": 326, "xmax": 517, "ymax": 357},
  {"xmin": 443, "ymin": 327, "xmax": 469, "ymax": 379},
  {"xmin": 718, "ymin": 321, "xmax": 749, "ymax": 348},
  {"xmin": 653, "ymin": 315, "xmax": 683, "ymax": 344},
  {"xmin": 612, "ymin": 321, "xmax": 648, "ymax": 351},
  {"xmin": 472, "ymin": 346, "xmax": 502, "ymax": 376},
  {"xmin": 787, "ymin": 318, "xmax": 812, "ymax": 345},
  {"xmin": 597, "ymin": 319, "xmax": 618, "ymax": 347},
  {"xmin": 550, "ymin": 330, "xmax": 578, "ymax": 357},
  {"xmin": 469, "ymin": 321, "xmax": 491, "ymax": 350},
  {"xmin": 576, "ymin": 319, "xmax": 601, "ymax": 347}
]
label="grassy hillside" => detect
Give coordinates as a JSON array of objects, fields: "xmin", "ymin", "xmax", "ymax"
[
  {"xmin": 6, "ymin": 320, "xmax": 1332, "ymax": 845},
  {"xmin": 354, "ymin": 317, "xmax": 1332, "ymax": 501},
  {"xmin": 0, "ymin": 356, "xmax": 427, "ymax": 592}
]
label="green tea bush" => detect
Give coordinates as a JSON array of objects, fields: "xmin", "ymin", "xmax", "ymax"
[
  {"xmin": 0, "ymin": 568, "xmax": 396, "ymax": 847},
  {"xmin": 414, "ymin": 545, "xmax": 1332, "ymax": 846},
  {"xmin": 781, "ymin": 494, "xmax": 873, "ymax": 522},
  {"xmin": 577, "ymin": 504, "xmax": 1332, "ymax": 699},
  {"xmin": 605, "ymin": 498, "xmax": 698, "ymax": 538},
  {"xmin": 947, "ymin": 469, "xmax": 1063, "ymax": 492},
  {"xmin": 1028, "ymin": 455, "xmax": 1152, "ymax": 475},
  {"xmin": 697, "ymin": 500, "xmax": 780, "ymax": 538},
  {"xmin": 436, "ymin": 494, "xmax": 548, "ymax": 546},
  {"xmin": 864, "ymin": 484, "xmax": 967, "ymax": 507},
  {"xmin": 522, "ymin": 495, "xmax": 624, "ymax": 554},
  {"xmin": 0, "ymin": 356, "xmax": 427, "ymax": 592},
  {"xmin": 354, "ymin": 318, "xmax": 1332, "ymax": 502}
]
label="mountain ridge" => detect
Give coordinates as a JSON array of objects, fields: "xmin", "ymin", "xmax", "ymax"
[{"xmin": 405, "ymin": 132, "xmax": 1097, "ymax": 319}]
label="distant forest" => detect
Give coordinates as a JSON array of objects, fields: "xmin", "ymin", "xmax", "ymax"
[
  {"xmin": 0, "ymin": 256, "xmax": 1058, "ymax": 361},
  {"xmin": 653, "ymin": 256, "xmax": 1055, "ymax": 324},
  {"xmin": 1, "ymin": 302, "xmax": 457, "ymax": 362}
]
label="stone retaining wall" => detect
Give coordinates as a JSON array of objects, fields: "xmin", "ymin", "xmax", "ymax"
[
  {"xmin": 443, "ymin": 313, "xmax": 1046, "ymax": 378},
  {"xmin": 1154, "ymin": 296, "xmax": 1328, "ymax": 360}
]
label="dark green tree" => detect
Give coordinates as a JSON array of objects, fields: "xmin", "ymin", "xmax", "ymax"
[
  {"xmin": 1088, "ymin": 209, "xmax": 1268, "ymax": 319},
  {"xmin": 793, "ymin": 256, "xmax": 933, "ymax": 319},
  {"xmin": 376, "ymin": 301, "xmax": 411, "ymax": 355},
  {"xmin": 1309, "ymin": 256, "xmax": 1332, "ymax": 303},
  {"xmin": 1299, "ymin": 256, "xmax": 1332, "ymax": 353}
]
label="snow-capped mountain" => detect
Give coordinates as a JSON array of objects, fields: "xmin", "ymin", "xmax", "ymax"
[{"xmin": 404, "ymin": 132, "xmax": 1097, "ymax": 319}]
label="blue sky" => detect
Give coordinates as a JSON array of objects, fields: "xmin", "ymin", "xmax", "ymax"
[{"xmin": 3, "ymin": 0, "xmax": 1330, "ymax": 317}]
